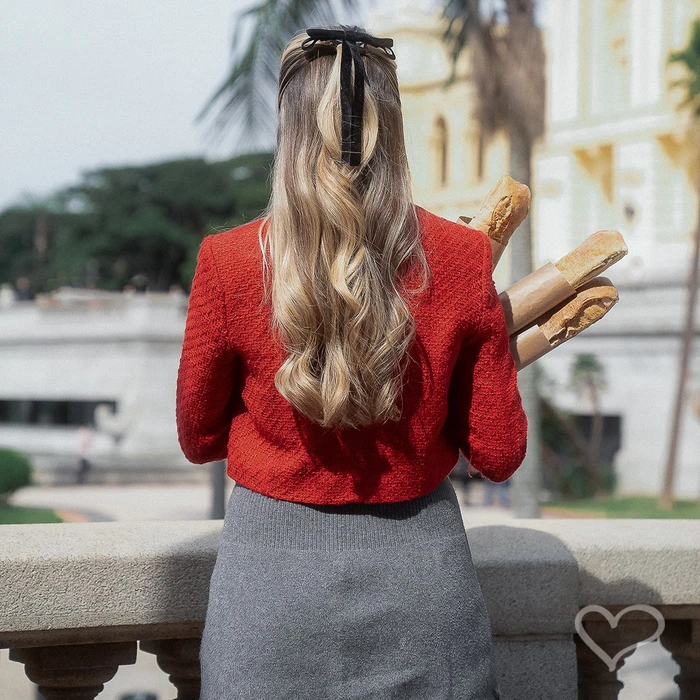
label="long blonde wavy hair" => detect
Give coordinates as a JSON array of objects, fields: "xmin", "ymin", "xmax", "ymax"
[{"xmin": 257, "ymin": 24, "xmax": 431, "ymax": 430}]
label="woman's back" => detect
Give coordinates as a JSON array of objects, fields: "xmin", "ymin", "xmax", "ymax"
[{"xmin": 176, "ymin": 203, "xmax": 527, "ymax": 504}]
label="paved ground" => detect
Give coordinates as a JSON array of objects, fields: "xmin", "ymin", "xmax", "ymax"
[
  {"xmin": 3, "ymin": 479, "xmax": 681, "ymax": 699},
  {"xmin": 12, "ymin": 478, "xmax": 513, "ymax": 523}
]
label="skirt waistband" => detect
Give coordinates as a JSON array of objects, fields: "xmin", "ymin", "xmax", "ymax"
[{"xmin": 222, "ymin": 477, "xmax": 466, "ymax": 550}]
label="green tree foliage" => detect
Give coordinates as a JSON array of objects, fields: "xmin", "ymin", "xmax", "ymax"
[
  {"xmin": 0, "ymin": 206, "xmax": 39, "ymax": 288},
  {"xmin": 0, "ymin": 151, "xmax": 273, "ymax": 293}
]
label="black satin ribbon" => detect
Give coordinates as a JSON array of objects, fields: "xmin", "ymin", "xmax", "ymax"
[{"xmin": 300, "ymin": 27, "xmax": 395, "ymax": 166}]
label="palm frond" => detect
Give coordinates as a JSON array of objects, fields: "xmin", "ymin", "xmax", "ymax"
[
  {"xmin": 668, "ymin": 18, "xmax": 700, "ymax": 118},
  {"xmin": 196, "ymin": 0, "xmax": 363, "ymax": 154},
  {"xmin": 440, "ymin": 0, "xmax": 482, "ymax": 86}
]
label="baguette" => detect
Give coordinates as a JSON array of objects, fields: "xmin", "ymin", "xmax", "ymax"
[
  {"xmin": 457, "ymin": 174, "xmax": 530, "ymax": 269},
  {"xmin": 510, "ymin": 277, "xmax": 619, "ymax": 371},
  {"xmin": 501, "ymin": 230, "xmax": 627, "ymax": 335}
]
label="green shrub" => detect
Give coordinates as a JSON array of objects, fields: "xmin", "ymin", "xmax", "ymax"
[
  {"xmin": 599, "ymin": 463, "xmax": 618, "ymax": 495},
  {"xmin": 0, "ymin": 448, "xmax": 33, "ymax": 503},
  {"xmin": 556, "ymin": 460, "xmax": 617, "ymax": 499},
  {"xmin": 558, "ymin": 462, "xmax": 589, "ymax": 499}
]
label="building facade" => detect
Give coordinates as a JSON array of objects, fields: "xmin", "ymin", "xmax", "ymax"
[
  {"xmin": 368, "ymin": 0, "xmax": 700, "ymax": 498},
  {"xmin": 0, "ymin": 289, "xmax": 197, "ymax": 483}
]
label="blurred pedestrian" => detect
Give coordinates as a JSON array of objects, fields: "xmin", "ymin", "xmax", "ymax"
[
  {"xmin": 483, "ymin": 478, "xmax": 510, "ymax": 508},
  {"xmin": 77, "ymin": 425, "xmax": 92, "ymax": 484},
  {"xmin": 130, "ymin": 273, "xmax": 148, "ymax": 294},
  {"xmin": 14, "ymin": 277, "xmax": 35, "ymax": 301}
]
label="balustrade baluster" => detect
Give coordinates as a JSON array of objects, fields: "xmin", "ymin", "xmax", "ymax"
[
  {"xmin": 659, "ymin": 618, "xmax": 700, "ymax": 700},
  {"xmin": 575, "ymin": 615, "xmax": 658, "ymax": 700},
  {"xmin": 9, "ymin": 641, "xmax": 137, "ymax": 700},
  {"xmin": 140, "ymin": 637, "xmax": 202, "ymax": 700}
]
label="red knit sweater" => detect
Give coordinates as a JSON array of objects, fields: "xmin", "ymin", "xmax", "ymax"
[{"xmin": 176, "ymin": 205, "xmax": 527, "ymax": 504}]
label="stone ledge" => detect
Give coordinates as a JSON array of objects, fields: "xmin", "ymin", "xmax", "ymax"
[
  {"xmin": 1, "ymin": 519, "xmax": 698, "ymax": 645},
  {"xmin": 469, "ymin": 519, "xmax": 700, "ymax": 607}
]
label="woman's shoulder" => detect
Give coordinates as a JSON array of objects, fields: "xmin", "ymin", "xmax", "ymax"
[
  {"xmin": 204, "ymin": 217, "xmax": 267, "ymax": 265},
  {"xmin": 416, "ymin": 205, "xmax": 488, "ymax": 255},
  {"xmin": 206, "ymin": 217, "xmax": 266, "ymax": 245},
  {"xmin": 416, "ymin": 205, "xmax": 490, "ymax": 292}
]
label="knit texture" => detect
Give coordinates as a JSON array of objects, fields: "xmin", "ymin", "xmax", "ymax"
[
  {"xmin": 199, "ymin": 477, "xmax": 502, "ymax": 699},
  {"xmin": 175, "ymin": 205, "xmax": 527, "ymax": 505}
]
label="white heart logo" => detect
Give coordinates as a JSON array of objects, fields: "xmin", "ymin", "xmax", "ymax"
[{"xmin": 574, "ymin": 604, "xmax": 666, "ymax": 672}]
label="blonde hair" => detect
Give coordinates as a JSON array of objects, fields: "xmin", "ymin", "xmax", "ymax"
[{"xmin": 257, "ymin": 25, "xmax": 431, "ymax": 429}]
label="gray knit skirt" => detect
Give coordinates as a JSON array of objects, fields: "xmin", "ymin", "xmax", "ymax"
[{"xmin": 199, "ymin": 476, "xmax": 502, "ymax": 700}]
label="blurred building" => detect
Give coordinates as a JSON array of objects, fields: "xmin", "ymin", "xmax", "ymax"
[
  {"xmin": 370, "ymin": 0, "xmax": 700, "ymax": 498},
  {"xmin": 0, "ymin": 288, "xmax": 197, "ymax": 484}
]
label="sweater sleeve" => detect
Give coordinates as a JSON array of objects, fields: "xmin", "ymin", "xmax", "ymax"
[
  {"xmin": 176, "ymin": 234, "xmax": 239, "ymax": 464},
  {"xmin": 447, "ymin": 233, "xmax": 528, "ymax": 483}
]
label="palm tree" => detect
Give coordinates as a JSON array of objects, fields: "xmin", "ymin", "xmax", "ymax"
[
  {"xmin": 568, "ymin": 353, "xmax": 608, "ymax": 497},
  {"xmin": 659, "ymin": 19, "xmax": 700, "ymax": 510},
  {"xmin": 198, "ymin": 0, "xmax": 546, "ymax": 517},
  {"xmin": 440, "ymin": 0, "xmax": 545, "ymax": 517}
]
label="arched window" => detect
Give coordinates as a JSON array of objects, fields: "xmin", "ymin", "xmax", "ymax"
[{"xmin": 434, "ymin": 116, "xmax": 449, "ymax": 188}]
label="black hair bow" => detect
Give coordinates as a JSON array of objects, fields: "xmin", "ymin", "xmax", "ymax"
[{"xmin": 301, "ymin": 27, "xmax": 395, "ymax": 166}]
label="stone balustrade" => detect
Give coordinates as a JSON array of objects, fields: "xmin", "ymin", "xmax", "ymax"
[{"xmin": 1, "ymin": 518, "xmax": 698, "ymax": 699}]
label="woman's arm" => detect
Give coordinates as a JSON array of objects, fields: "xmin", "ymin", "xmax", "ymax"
[
  {"xmin": 447, "ymin": 234, "xmax": 528, "ymax": 482},
  {"xmin": 176, "ymin": 234, "xmax": 239, "ymax": 464}
]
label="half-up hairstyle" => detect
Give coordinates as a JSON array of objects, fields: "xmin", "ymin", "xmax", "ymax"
[{"xmin": 257, "ymin": 24, "xmax": 431, "ymax": 430}]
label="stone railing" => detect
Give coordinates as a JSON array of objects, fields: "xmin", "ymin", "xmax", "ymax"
[{"xmin": 1, "ymin": 518, "xmax": 698, "ymax": 700}]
